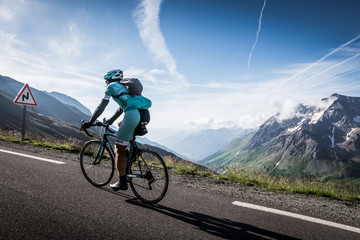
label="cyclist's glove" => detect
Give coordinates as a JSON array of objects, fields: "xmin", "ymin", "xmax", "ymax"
[{"xmin": 81, "ymin": 121, "xmax": 92, "ymax": 130}]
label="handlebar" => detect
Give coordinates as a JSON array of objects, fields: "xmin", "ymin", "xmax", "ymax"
[{"xmin": 80, "ymin": 120, "xmax": 116, "ymax": 138}]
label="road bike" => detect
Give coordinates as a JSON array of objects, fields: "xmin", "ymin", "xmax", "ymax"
[{"xmin": 79, "ymin": 121, "xmax": 168, "ymax": 204}]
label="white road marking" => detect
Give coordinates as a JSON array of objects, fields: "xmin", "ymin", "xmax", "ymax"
[
  {"xmin": 232, "ymin": 201, "xmax": 360, "ymax": 234},
  {"xmin": 0, "ymin": 149, "xmax": 66, "ymax": 165}
]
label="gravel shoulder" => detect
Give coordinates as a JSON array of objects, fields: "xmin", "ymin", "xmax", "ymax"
[{"xmin": 1, "ymin": 140, "xmax": 359, "ymax": 228}]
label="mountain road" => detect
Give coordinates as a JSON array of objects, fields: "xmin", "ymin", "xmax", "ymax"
[{"xmin": 0, "ymin": 142, "xmax": 359, "ymax": 240}]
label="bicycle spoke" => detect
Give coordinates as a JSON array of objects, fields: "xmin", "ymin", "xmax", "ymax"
[{"xmin": 129, "ymin": 149, "xmax": 168, "ymax": 204}]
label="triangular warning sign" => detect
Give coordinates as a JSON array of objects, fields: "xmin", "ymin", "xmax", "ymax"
[{"xmin": 13, "ymin": 83, "xmax": 38, "ymax": 106}]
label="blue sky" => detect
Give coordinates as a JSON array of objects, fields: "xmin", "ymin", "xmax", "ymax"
[{"xmin": 1, "ymin": 0, "xmax": 360, "ymax": 141}]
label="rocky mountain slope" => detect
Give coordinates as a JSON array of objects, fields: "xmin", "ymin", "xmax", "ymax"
[{"xmin": 201, "ymin": 94, "xmax": 360, "ymax": 180}]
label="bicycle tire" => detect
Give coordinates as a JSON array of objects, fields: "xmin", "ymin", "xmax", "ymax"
[
  {"xmin": 80, "ymin": 140, "xmax": 115, "ymax": 187},
  {"xmin": 128, "ymin": 149, "xmax": 169, "ymax": 204}
]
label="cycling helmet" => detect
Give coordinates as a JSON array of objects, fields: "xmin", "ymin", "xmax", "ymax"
[{"xmin": 104, "ymin": 69, "xmax": 123, "ymax": 82}]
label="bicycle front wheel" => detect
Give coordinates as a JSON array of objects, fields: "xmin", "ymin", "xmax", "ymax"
[
  {"xmin": 128, "ymin": 149, "xmax": 169, "ymax": 204},
  {"xmin": 80, "ymin": 140, "xmax": 115, "ymax": 187}
]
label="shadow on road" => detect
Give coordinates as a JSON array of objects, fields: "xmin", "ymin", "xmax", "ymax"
[
  {"xmin": 125, "ymin": 199, "xmax": 299, "ymax": 240},
  {"xmin": 99, "ymin": 186, "xmax": 136, "ymax": 200}
]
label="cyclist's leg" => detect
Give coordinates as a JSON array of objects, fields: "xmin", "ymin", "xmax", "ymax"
[
  {"xmin": 110, "ymin": 110, "xmax": 140, "ymax": 190},
  {"xmin": 114, "ymin": 143, "xmax": 127, "ymax": 176}
]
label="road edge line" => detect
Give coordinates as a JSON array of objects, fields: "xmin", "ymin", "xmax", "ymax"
[
  {"xmin": 0, "ymin": 148, "xmax": 66, "ymax": 165},
  {"xmin": 232, "ymin": 201, "xmax": 360, "ymax": 234}
]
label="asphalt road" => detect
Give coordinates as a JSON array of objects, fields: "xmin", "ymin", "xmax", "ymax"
[{"xmin": 1, "ymin": 147, "xmax": 359, "ymax": 240}]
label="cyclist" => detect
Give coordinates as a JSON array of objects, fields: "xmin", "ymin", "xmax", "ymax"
[{"xmin": 81, "ymin": 69, "xmax": 151, "ymax": 191}]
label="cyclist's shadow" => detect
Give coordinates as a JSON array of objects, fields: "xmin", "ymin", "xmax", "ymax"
[
  {"xmin": 125, "ymin": 199, "xmax": 298, "ymax": 240},
  {"xmin": 99, "ymin": 186, "xmax": 135, "ymax": 200}
]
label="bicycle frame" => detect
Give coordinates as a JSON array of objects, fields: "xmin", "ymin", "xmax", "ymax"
[
  {"xmin": 95, "ymin": 125, "xmax": 145, "ymax": 180},
  {"xmin": 91, "ymin": 129, "xmax": 116, "ymax": 165}
]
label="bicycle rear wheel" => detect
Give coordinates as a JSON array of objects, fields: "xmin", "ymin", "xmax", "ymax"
[
  {"xmin": 80, "ymin": 140, "xmax": 115, "ymax": 187},
  {"xmin": 128, "ymin": 149, "xmax": 169, "ymax": 204}
]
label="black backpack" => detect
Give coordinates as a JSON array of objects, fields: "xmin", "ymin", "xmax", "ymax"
[
  {"xmin": 120, "ymin": 78, "xmax": 143, "ymax": 96},
  {"xmin": 134, "ymin": 109, "xmax": 150, "ymax": 136}
]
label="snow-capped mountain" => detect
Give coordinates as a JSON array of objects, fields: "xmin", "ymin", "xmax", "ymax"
[{"xmin": 201, "ymin": 94, "xmax": 360, "ymax": 180}]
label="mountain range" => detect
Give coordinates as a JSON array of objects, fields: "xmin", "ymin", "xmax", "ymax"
[
  {"xmin": 201, "ymin": 94, "xmax": 360, "ymax": 181},
  {"xmin": 158, "ymin": 127, "xmax": 254, "ymax": 161},
  {"xmin": 44, "ymin": 91, "xmax": 92, "ymax": 116},
  {"xmin": 0, "ymin": 75, "xmax": 91, "ymax": 140}
]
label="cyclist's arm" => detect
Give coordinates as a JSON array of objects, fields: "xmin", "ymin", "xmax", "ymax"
[
  {"xmin": 88, "ymin": 96, "xmax": 110, "ymax": 124},
  {"xmin": 106, "ymin": 107, "xmax": 123, "ymax": 125}
]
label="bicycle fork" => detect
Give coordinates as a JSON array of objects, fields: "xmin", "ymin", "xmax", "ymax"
[{"xmin": 92, "ymin": 141, "xmax": 108, "ymax": 165}]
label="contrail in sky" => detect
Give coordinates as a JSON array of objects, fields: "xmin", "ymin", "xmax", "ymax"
[
  {"xmin": 133, "ymin": 0, "xmax": 186, "ymax": 83},
  {"xmin": 248, "ymin": 0, "xmax": 267, "ymax": 69},
  {"xmin": 269, "ymin": 33, "xmax": 360, "ymax": 94},
  {"xmin": 302, "ymin": 53, "xmax": 360, "ymax": 85},
  {"xmin": 279, "ymin": 34, "xmax": 360, "ymax": 86}
]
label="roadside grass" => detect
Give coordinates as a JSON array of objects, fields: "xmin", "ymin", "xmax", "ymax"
[
  {"xmin": 175, "ymin": 164, "xmax": 198, "ymax": 175},
  {"xmin": 163, "ymin": 157, "xmax": 221, "ymax": 178},
  {"xmin": 226, "ymin": 166, "xmax": 360, "ymax": 201},
  {"xmin": 0, "ymin": 130, "xmax": 82, "ymax": 153},
  {"xmin": 1, "ymin": 130, "xmax": 359, "ymax": 201},
  {"xmin": 164, "ymin": 157, "xmax": 202, "ymax": 175}
]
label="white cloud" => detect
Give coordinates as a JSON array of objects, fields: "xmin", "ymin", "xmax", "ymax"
[
  {"xmin": 0, "ymin": 0, "xmax": 25, "ymax": 21},
  {"xmin": 48, "ymin": 21, "xmax": 83, "ymax": 58},
  {"xmin": 181, "ymin": 118, "xmax": 239, "ymax": 130},
  {"xmin": 270, "ymin": 98, "xmax": 300, "ymax": 120},
  {"xmin": 133, "ymin": 0, "xmax": 187, "ymax": 84}
]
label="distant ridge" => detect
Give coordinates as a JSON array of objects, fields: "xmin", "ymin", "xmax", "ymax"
[
  {"xmin": 0, "ymin": 75, "xmax": 92, "ymax": 140},
  {"xmin": 0, "ymin": 75, "xmax": 91, "ymax": 125},
  {"xmin": 160, "ymin": 127, "xmax": 254, "ymax": 162},
  {"xmin": 44, "ymin": 91, "xmax": 91, "ymax": 116}
]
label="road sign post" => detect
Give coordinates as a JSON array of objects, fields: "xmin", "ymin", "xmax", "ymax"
[
  {"xmin": 13, "ymin": 83, "xmax": 38, "ymax": 141},
  {"xmin": 21, "ymin": 106, "xmax": 27, "ymax": 141}
]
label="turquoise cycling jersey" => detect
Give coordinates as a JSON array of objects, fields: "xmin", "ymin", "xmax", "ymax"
[{"xmin": 105, "ymin": 81, "xmax": 151, "ymax": 112}]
